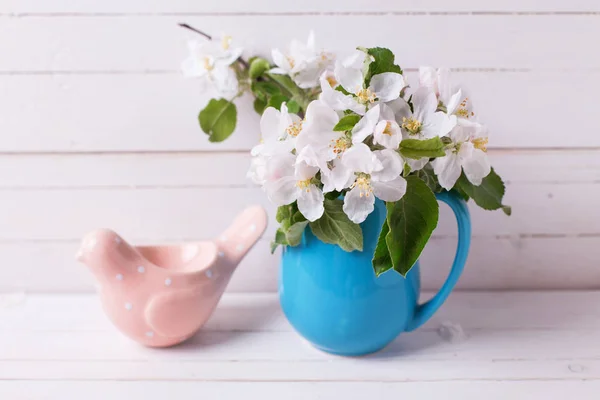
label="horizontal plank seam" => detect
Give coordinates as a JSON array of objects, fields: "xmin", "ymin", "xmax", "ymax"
[
  {"xmin": 3, "ymin": 11, "xmax": 600, "ymax": 17},
  {"xmin": 0, "ymin": 233, "xmax": 597, "ymax": 244},
  {"xmin": 2, "ymin": 326, "xmax": 598, "ymax": 334},
  {"xmin": 4, "ymin": 68, "xmax": 600, "ymax": 75},
  {"xmin": 0, "ymin": 147, "xmax": 598, "ymax": 156},
  {"xmin": 0, "ymin": 182, "xmax": 596, "ymax": 190},
  {"xmin": 0, "ymin": 378, "xmax": 597, "ymax": 383}
]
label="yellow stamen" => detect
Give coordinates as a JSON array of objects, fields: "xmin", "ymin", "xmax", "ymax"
[
  {"xmin": 326, "ymin": 76, "xmax": 338, "ymax": 88},
  {"xmin": 472, "ymin": 137, "xmax": 488, "ymax": 152},
  {"xmin": 455, "ymin": 97, "xmax": 475, "ymax": 118},
  {"xmin": 203, "ymin": 56, "xmax": 214, "ymax": 71},
  {"xmin": 296, "ymin": 179, "xmax": 311, "ymax": 192},
  {"xmin": 286, "ymin": 121, "xmax": 303, "ymax": 137},
  {"xmin": 287, "ymin": 56, "xmax": 296, "ymax": 69},
  {"xmin": 401, "ymin": 117, "xmax": 422, "ymax": 134},
  {"xmin": 356, "ymin": 88, "xmax": 376, "ymax": 104},
  {"xmin": 382, "ymin": 121, "xmax": 394, "ymax": 136},
  {"xmin": 221, "ymin": 35, "xmax": 232, "ymax": 50},
  {"xmin": 351, "ymin": 175, "xmax": 373, "ymax": 198},
  {"xmin": 329, "ymin": 136, "xmax": 351, "ymax": 156}
]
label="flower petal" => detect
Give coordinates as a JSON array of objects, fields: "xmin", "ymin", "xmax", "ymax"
[
  {"xmin": 372, "ymin": 149, "xmax": 404, "ymax": 182},
  {"xmin": 373, "ymin": 120, "xmax": 402, "ymax": 150},
  {"xmin": 343, "ymin": 186, "xmax": 375, "ymax": 224},
  {"xmin": 297, "ymin": 184, "xmax": 325, "ymax": 221},
  {"xmin": 462, "ymin": 149, "xmax": 491, "ymax": 186},
  {"xmin": 260, "ymin": 107, "xmax": 283, "ymax": 142},
  {"xmin": 406, "ymin": 157, "xmax": 429, "ymax": 172},
  {"xmin": 303, "ymin": 100, "xmax": 339, "ymax": 133},
  {"xmin": 342, "ymin": 143, "xmax": 382, "ymax": 174},
  {"xmin": 432, "ymin": 152, "xmax": 462, "ymax": 190},
  {"xmin": 271, "ymin": 48, "xmax": 291, "ymax": 72},
  {"xmin": 296, "ymin": 144, "xmax": 330, "ymax": 173},
  {"xmin": 419, "ymin": 66, "xmax": 438, "ymax": 94},
  {"xmin": 294, "ymin": 160, "xmax": 319, "ymax": 181},
  {"xmin": 411, "ymin": 87, "xmax": 438, "ymax": 122},
  {"xmin": 342, "ymin": 51, "xmax": 366, "ymax": 69},
  {"xmin": 321, "ymin": 158, "xmax": 354, "ymax": 193},
  {"xmin": 352, "ymin": 104, "xmax": 380, "ymax": 143},
  {"xmin": 318, "ymin": 74, "xmax": 366, "ymax": 114},
  {"xmin": 446, "ymin": 88, "xmax": 462, "ymax": 115},
  {"xmin": 372, "ymin": 176, "xmax": 407, "ymax": 202},
  {"xmin": 422, "ymin": 112, "xmax": 457, "ymax": 139},
  {"xmin": 247, "ymin": 156, "xmax": 268, "ymax": 185},
  {"xmin": 211, "ymin": 67, "xmax": 239, "ymax": 100},
  {"xmin": 334, "ymin": 60, "xmax": 363, "ymax": 94},
  {"xmin": 264, "ymin": 176, "xmax": 299, "ymax": 206},
  {"xmin": 264, "ymin": 153, "xmax": 296, "ymax": 182},
  {"xmin": 369, "ymin": 72, "xmax": 405, "ymax": 102}
]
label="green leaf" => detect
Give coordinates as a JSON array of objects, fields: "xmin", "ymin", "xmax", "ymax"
[
  {"xmin": 286, "ymin": 100, "xmax": 300, "ymax": 114},
  {"xmin": 372, "ymin": 220, "xmax": 393, "ymax": 276},
  {"xmin": 333, "ymin": 114, "xmax": 361, "ymax": 131},
  {"xmin": 324, "ymin": 190, "xmax": 341, "ymax": 200},
  {"xmin": 292, "ymin": 210, "xmax": 307, "ymax": 224},
  {"xmin": 276, "ymin": 205, "xmax": 292, "ymax": 223},
  {"xmin": 385, "ymin": 176, "xmax": 439, "ymax": 276},
  {"xmin": 415, "ymin": 164, "xmax": 442, "ymax": 193},
  {"xmin": 249, "ymin": 58, "xmax": 271, "ymax": 79},
  {"xmin": 365, "ymin": 47, "xmax": 403, "ymax": 85},
  {"xmin": 452, "ymin": 186, "xmax": 470, "ymax": 202},
  {"xmin": 335, "ymin": 85, "xmax": 351, "ymax": 95},
  {"xmin": 198, "ymin": 99, "xmax": 237, "ymax": 142},
  {"xmin": 285, "ymin": 221, "xmax": 309, "ymax": 247},
  {"xmin": 270, "ymin": 229, "xmax": 289, "ymax": 254},
  {"xmin": 267, "ymin": 94, "xmax": 289, "ymax": 111},
  {"xmin": 309, "ymin": 198, "xmax": 363, "ymax": 252},
  {"xmin": 252, "ymin": 81, "xmax": 281, "ymax": 101},
  {"xmin": 457, "ymin": 168, "xmax": 510, "ymax": 215},
  {"xmin": 399, "ymin": 137, "xmax": 446, "ymax": 159},
  {"xmin": 403, "ymin": 162, "xmax": 412, "ymax": 177},
  {"xmin": 253, "ymin": 98, "xmax": 266, "ymax": 115}
]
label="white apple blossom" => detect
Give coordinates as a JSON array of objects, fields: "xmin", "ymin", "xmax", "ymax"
[
  {"xmin": 251, "ymin": 104, "xmax": 302, "ymax": 158},
  {"xmin": 247, "ymin": 155, "xmax": 268, "ymax": 185},
  {"xmin": 332, "ymin": 51, "xmax": 405, "ymax": 111},
  {"xmin": 420, "ymin": 67, "xmax": 475, "ymax": 120},
  {"xmin": 263, "ymin": 153, "xmax": 325, "ymax": 221},
  {"xmin": 318, "ymin": 73, "xmax": 366, "ymax": 115},
  {"xmin": 432, "ymin": 119, "xmax": 491, "ymax": 190},
  {"xmin": 181, "ymin": 37, "xmax": 243, "ymax": 99},
  {"xmin": 270, "ymin": 32, "xmax": 334, "ymax": 89},
  {"xmin": 373, "ymin": 103, "xmax": 402, "ymax": 150},
  {"xmin": 297, "ymin": 103, "xmax": 381, "ymax": 173},
  {"xmin": 397, "ymin": 87, "xmax": 457, "ymax": 140},
  {"xmin": 341, "ymin": 144, "xmax": 407, "ymax": 223}
]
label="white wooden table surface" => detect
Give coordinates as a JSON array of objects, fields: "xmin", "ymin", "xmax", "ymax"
[{"xmin": 1, "ymin": 291, "xmax": 599, "ymax": 399}]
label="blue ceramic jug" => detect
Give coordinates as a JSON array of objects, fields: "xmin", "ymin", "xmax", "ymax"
[{"xmin": 279, "ymin": 191, "xmax": 471, "ymax": 356}]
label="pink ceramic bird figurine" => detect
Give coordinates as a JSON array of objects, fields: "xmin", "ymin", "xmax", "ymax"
[{"xmin": 76, "ymin": 206, "xmax": 267, "ymax": 347}]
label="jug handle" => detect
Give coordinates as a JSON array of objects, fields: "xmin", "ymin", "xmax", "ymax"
[{"xmin": 406, "ymin": 191, "xmax": 471, "ymax": 331}]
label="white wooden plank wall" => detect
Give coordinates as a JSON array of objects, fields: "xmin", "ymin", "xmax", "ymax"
[{"xmin": 0, "ymin": 1, "xmax": 598, "ymax": 292}]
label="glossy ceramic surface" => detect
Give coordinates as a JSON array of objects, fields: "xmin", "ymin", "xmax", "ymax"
[
  {"xmin": 280, "ymin": 192, "xmax": 471, "ymax": 356},
  {"xmin": 77, "ymin": 206, "xmax": 267, "ymax": 347}
]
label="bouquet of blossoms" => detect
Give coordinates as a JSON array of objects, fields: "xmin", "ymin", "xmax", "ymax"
[{"xmin": 181, "ymin": 26, "xmax": 510, "ymax": 276}]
